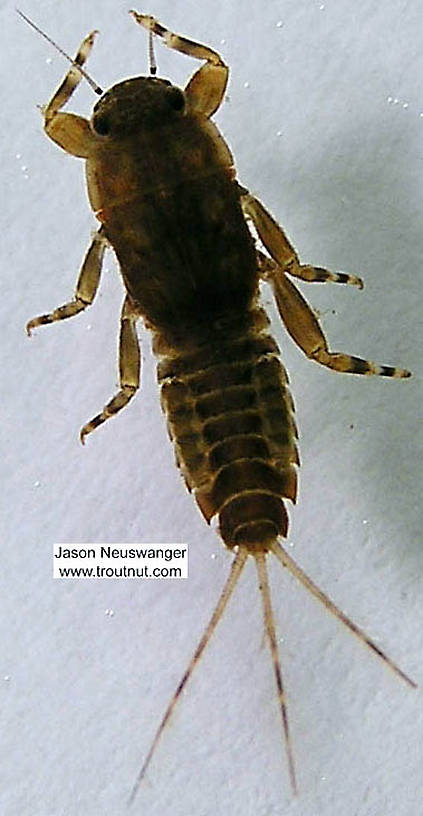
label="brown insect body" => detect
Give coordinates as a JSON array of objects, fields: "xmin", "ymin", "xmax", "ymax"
[
  {"xmin": 89, "ymin": 78, "xmax": 256, "ymax": 330},
  {"xmin": 22, "ymin": 11, "xmax": 414, "ymax": 804},
  {"xmin": 88, "ymin": 73, "xmax": 296, "ymax": 550},
  {"xmin": 158, "ymin": 310, "xmax": 297, "ymax": 549}
]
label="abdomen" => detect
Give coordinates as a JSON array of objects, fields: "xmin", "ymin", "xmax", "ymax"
[{"xmin": 154, "ymin": 306, "xmax": 299, "ymax": 549}]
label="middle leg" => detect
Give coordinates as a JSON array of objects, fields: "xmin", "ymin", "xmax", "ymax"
[
  {"xmin": 80, "ymin": 295, "xmax": 141, "ymax": 443},
  {"xmin": 26, "ymin": 227, "xmax": 108, "ymax": 335},
  {"xmin": 241, "ymin": 189, "xmax": 364, "ymax": 288}
]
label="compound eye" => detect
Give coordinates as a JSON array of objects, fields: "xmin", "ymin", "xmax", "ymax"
[
  {"xmin": 166, "ymin": 87, "xmax": 185, "ymax": 112},
  {"xmin": 92, "ymin": 113, "xmax": 110, "ymax": 136}
]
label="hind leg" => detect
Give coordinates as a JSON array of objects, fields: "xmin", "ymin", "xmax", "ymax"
[
  {"xmin": 243, "ymin": 188, "xmax": 411, "ymax": 378},
  {"xmin": 256, "ymin": 252, "xmax": 411, "ymax": 378}
]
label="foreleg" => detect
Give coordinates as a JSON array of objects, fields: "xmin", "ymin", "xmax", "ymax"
[{"xmin": 130, "ymin": 12, "xmax": 228, "ymax": 117}]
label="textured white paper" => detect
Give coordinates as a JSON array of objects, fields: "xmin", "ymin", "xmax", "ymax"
[{"xmin": 3, "ymin": 2, "xmax": 422, "ymax": 814}]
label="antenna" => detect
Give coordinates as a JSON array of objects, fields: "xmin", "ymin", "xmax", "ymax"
[
  {"xmin": 148, "ymin": 28, "xmax": 157, "ymax": 76},
  {"xmin": 16, "ymin": 9, "xmax": 103, "ymax": 95}
]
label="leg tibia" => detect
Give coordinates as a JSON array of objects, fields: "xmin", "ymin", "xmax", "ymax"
[
  {"xmin": 41, "ymin": 30, "xmax": 98, "ymax": 156},
  {"xmin": 242, "ymin": 190, "xmax": 363, "ymax": 288},
  {"xmin": 270, "ymin": 265, "xmax": 411, "ymax": 379},
  {"xmin": 44, "ymin": 30, "xmax": 98, "ymax": 123},
  {"xmin": 80, "ymin": 297, "xmax": 141, "ymax": 443},
  {"xmin": 130, "ymin": 12, "xmax": 225, "ymax": 65},
  {"xmin": 26, "ymin": 228, "xmax": 107, "ymax": 335}
]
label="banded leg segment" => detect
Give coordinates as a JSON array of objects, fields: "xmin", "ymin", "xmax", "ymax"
[
  {"xmin": 43, "ymin": 29, "xmax": 98, "ymax": 157},
  {"xmin": 241, "ymin": 190, "xmax": 363, "ymax": 288},
  {"xmin": 26, "ymin": 228, "xmax": 107, "ymax": 335},
  {"xmin": 130, "ymin": 11, "xmax": 228, "ymax": 117},
  {"xmin": 244, "ymin": 193, "xmax": 411, "ymax": 378},
  {"xmin": 80, "ymin": 296, "xmax": 141, "ymax": 443},
  {"xmin": 271, "ymin": 265, "xmax": 411, "ymax": 378}
]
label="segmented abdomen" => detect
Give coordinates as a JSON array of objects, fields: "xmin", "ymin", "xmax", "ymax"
[{"xmin": 154, "ymin": 307, "xmax": 299, "ymax": 550}]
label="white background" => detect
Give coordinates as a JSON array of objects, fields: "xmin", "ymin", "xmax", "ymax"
[{"xmin": 3, "ymin": 1, "xmax": 423, "ymax": 814}]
